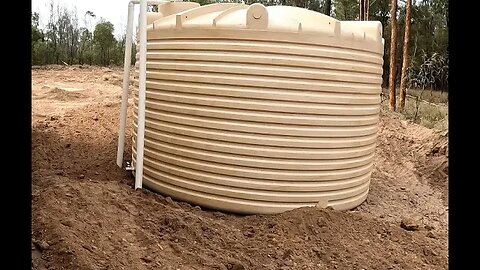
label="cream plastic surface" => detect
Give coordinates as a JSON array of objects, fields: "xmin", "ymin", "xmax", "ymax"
[{"xmin": 132, "ymin": 2, "xmax": 385, "ymax": 214}]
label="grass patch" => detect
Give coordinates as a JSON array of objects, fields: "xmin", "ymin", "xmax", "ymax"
[
  {"xmin": 407, "ymin": 88, "xmax": 448, "ymax": 104},
  {"xmin": 380, "ymin": 89, "xmax": 448, "ymax": 131}
]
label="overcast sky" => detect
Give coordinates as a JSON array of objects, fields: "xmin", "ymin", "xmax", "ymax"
[{"xmin": 31, "ymin": 0, "xmax": 139, "ymax": 38}]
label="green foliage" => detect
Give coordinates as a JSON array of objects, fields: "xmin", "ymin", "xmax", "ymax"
[
  {"xmin": 32, "ymin": 13, "xmax": 44, "ymax": 44},
  {"xmin": 408, "ymin": 52, "xmax": 448, "ymax": 90},
  {"xmin": 399, "ymin": 94, "xmax": 448, "ymax": 130},
  {"xmin": 192, "ymin": 0, "xmax": 217, "ymax": 5},
  {"xmin": 333, "ymin": 0, "xmax": 358, "ymax": 20},
  {"xmin": 31, "ymin": 2, "xmax": 129, "ymax": 67},
  {"xmin": 94, "ymin": 21, "xmax": 115, "ymax": 66},
  {"xmin": 392, "ymin": 0, "xmax": 448, "ymax": 91},
  {"xmin": 32, "ymin": 41, "xmax": 48, "ymax": 65},
  {"xmin": 32, "ymin": 12, "xmax": 46, "ymax": 65}
]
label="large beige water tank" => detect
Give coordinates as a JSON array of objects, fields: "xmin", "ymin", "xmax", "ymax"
[{"xmin": 132, "ymin": 2, "xmax": 384, "ymax": 214}]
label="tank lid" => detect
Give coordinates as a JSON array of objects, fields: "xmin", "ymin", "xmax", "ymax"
[
  {"xmin": 151, "ymin": 3, "xmax": 382, "ymax": 43},
  {"xmin": 147, "ymin": 2, "xmax": 201, "ymax": 25}
]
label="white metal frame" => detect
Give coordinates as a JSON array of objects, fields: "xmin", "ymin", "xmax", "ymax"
[{"xmin": 116, "ymin": 0, "xmax": 181, "ymax": 189}]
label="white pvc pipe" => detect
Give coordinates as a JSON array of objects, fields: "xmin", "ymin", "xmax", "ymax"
[
  {"xmin": 116, "ymin": 0, "xmax": 182, "ymax": 185},
  {"xmin": 134, "ymin": 0, "xmax": 148, "ymax": 189},
  {"xmin": 116, "ymin": 2, "xmax": 135, "ymax": 168}
]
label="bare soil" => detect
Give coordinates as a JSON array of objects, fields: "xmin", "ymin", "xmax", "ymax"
[{"xmin": 32, "ymin": 66, "xmax": 448, "ymax": 270}]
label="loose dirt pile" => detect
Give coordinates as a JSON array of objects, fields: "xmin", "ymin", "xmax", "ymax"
[{"xmin": 32, "ymin": 66, "xmax": 448, "ymax": 270}]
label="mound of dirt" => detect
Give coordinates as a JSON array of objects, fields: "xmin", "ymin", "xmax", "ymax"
[
  {"xmin": 43, "ymin": 86, "xmax": 87, "ymax": 101},
  {"xmin": 415, "ymin": 132, "xmax": 448, "ymax": 204},
  {"xmin": 32, "ymin": 67, "xmax": 448, "ymax": 270},
  {"xmin": 102, "ymin": 73, "xmax": 123, "ymax": 86}
]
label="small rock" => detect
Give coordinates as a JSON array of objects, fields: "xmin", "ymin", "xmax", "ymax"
[
  {"xmin": 61, "ymin": 219, "xmax": 73, "ymax": 227},
  {"xmin": 194, "ymin": 205, "xmax": 201, "ymax": 210},
  {"xmin": 276, "ymin": 250, "xmax": 284, "ymax": 258},
  {"xmin": 317, "ymin": 217, "xmax": 327, "ymax": 227},
  {"xmin": 78, "ymin": 174, "xmax": 85, "ymax": 179},
  {"xmin": 213, "ymin": 211, "xmax": 226, "ymax": 218},
  {"xmin": 379, "ymin": 214, "xmax": 385, "ymax": 218},
  {"xmin": 283, "ymin": 249, "xmax": 293, "ymax": 259},
  {"xmin": 93, "ymin": 116, "xmax": 99, "ymax": 121},
  {"xmin": 165, "ymin": 197, "xmax": 174, "ymax": 204},
  {"xmin": 400, "ymin": 218, "xmax": 419, "ymax": 231},
  {"xmin": 315, "ymin": 200, "xmax": 328, "ymax": 208},
  {"xmin": 141, "ymin": 256, "xmax": 153, "ymax": 263},
  {"xmin": 55, "ymin": 170, "xmax": 65, "ymax": 176},
  {"xmin": 424, "ymin": 224, "xmax": 435, "ymax": 231},
  {"xmin": 82, "ymin": 244, "xmax": 94, "ymax": 252},
  {"xmin": 65, "ymin": 143, "xmax": 71, "ymax": 148},
  {"xmin": 284, "ymin": 260, "xmax": 294, "ymax": 267},
  {"xmin": 400, "ymin": 187, "xmax": 406, "ymax": 191},
  {"xmin": 426, "ymin": 231, "xmax": 437, "ymax": 239},
  {"xmin": 226, "ymin": 262, "xmax": 245, "ymax": 270},
  {"xmin": 423, "ymin": 247, "xmax": 439, "ymax": 257},
  {"xmin": 243, "ymin": 230, "xmax": 254, "ymax": 237},
  {"xmin": 50, "ymin": 116, "xmax": 58, "ymax": 121},
  {"xmin": 35, "ymin": 240, "xmax": 50, "ymax": 250},
  {"xmin": 95, "ymin": 172, "xmax": 100, "ymax": 175}
]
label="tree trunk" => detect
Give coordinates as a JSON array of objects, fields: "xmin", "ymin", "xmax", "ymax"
[
  {"xmin": 388, "ymin": 0, "xmax": 398, "ymax": 111},
  {"xmin": 324, "ymin": 0, "xmax": 332, "ymax": 16},
  {"xmin": 101, "ymin": 47, "xmax": 104, "ymax": 66},
  {"xmin": 398, "ymin": 0, "xmax": 412, "ymax": 110},
  {"xmin": 359, "ymin": 0, "xmax": 364, "ymax": 21},
  {"xmin": 365, "ymin": 0, "xmax": 369, "ymax": 21},
  {"xmin": 359, "ymin": 0, "xmax": 369, "ymax": 21}
]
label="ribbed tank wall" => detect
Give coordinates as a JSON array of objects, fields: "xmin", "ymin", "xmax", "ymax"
[{"xmin": 131, "ymin": 28, "xmax": 383, "ymax": 214}]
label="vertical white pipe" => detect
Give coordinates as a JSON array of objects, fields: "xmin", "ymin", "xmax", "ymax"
[
  {"xmin": 135, "ymin": 0, "xmax": 148, "ymax": 189},
  {"xmin": 116, "ymin": 2, "xmax": 135, "ymax": 168}
]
